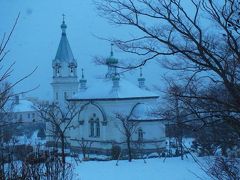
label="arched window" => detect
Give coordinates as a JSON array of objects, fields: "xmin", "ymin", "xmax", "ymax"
[
  {"xmin": 89, "ymin": 118, "xmax": 94, "ymax": 137},
  {"xmin": 95, "ymin": 118, "xmax": 100, "ymax": 137},
  {"xmin": 56, "ymin": 67, "xmax": 60, "ymax": 76},
  {"xmin": 89, "ymin": 114, "xmax": 101, "ymax": 137},
  {"xmin": 138, "ymin": 128, "xmax": 144, "ymax": 141},
  {"xmin": 55, "ymin": 68, "xmax": 58, "ymax": 76}
]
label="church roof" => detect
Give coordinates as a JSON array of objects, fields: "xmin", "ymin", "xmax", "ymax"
[
  {"xmin": 13, "ymin": 100, "xmax": 35, "ymax": 113},
  {"xmin": 55, "ymin": 35, "xmax": 75, "ymax": 62},
  {"xmin": 4, "ymin": 98, "xmax": 35, "ymax": 113},
  {"xmin": 54, "ymin": 19, "xmax": 76, "ymax": 63},
  {"xmin": 70, "ymin": 78, "xmax": 159, "ymax": 101},
  {"xmin": 130, "ymin": 103, "xmax": 161, "ymax": 121}
]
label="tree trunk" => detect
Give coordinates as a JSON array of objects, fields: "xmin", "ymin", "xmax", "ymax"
[
  {"xmin": 61, "ymin": 135, "xmax": 65, "ymax": 165},
  {"xmin": 127, "ymin": 136, "xmax": 132, "ymax": 162},
  {"xmin": 175, "ymin": 96, "xmax": 183, "ymax": 160},
  {"xmin": 61, "ymin": 134, "xmax": 66, "ymax": 179}
]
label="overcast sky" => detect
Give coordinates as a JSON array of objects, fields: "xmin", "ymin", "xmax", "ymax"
[{"xmin": 0, "ymin": 0, "xmax": 165, "ymax": 100}]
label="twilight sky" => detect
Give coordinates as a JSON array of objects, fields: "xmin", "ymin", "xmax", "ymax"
[{"xmin": 0, "ymin": 0, "xmax": 166, "ymax": 100}]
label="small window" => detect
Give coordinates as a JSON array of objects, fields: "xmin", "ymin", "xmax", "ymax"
[
  {"xmin": 55, "ymin": 68, "xmax": 58, "ymax": 76},
  {"xmin": 32, "ymin": 113, "xmax": 35, "ymax": 118},
  {"xmin": 89, "ymin": 121, "xmax": 94, "ymax": 137},
  {"xmin": 89, "ymin": 115, "xmax": 101, "ymax": 137},
  {"xmin": 56, "ymin": 92, "xmax": 59, "ymax": 100},
  {"xmin": 64, "ymin": 92, "xmax": 67, "ymax": 99},
  {"xmin": 57, "ymin": 67, "xmax": 60, "ymax": 74},
  {"xmin": 96, "ymin": 120, "xmax": 100, "ymax": 137},
  {"xmin": 28, "ymin": 114, "xmax": 30, "ymax": 119},
  {"xmin": 138, "ymin": 129, "xmax": 144, "ymax": 141}
]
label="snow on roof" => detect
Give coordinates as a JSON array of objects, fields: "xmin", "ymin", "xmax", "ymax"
[
  {"xmin": 13, "ymin": 99, "xmax": 35, "ymax": 113},
  {"xmin": 71, "ymin": 78, "xmax": 159, "ymax": 100},
  {"xmin": 130, "ymin": 102, "xmax": 161, "ymax": 121}
]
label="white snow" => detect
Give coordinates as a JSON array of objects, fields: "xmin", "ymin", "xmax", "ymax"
[
  {"xmin": 131, "ymin": 102, "xmax": 161, "ymax": 120},
  {"xmin": 12, "ymin": 100, "xmax": 35, "ymax": 112},
  {"xmin": 72, "ymin": 157, "xmax": 210, "ymax": 180},
  {"xmin": 72, "ymin": 78, "xmax": 158, "ymax": 100},
  {"xmin": 7, "ymin": 131, "xmax": 45, "ymax": 147}
]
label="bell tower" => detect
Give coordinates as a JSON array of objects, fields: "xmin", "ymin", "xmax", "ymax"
[{"xmin": 51, "ymin": 15, "xmax": 79, "ymax": 106}]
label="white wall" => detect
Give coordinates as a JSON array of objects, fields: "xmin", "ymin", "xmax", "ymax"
[{"xmin": 67, "ymin": 98, "xmax": 166, "ymax": 150}]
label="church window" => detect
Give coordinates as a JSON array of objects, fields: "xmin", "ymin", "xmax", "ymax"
[
  {"xmin": 56, "ymin": 67, "xmax": 60, "ymax": 76},
  {"xmin": 138, "ymin": 129, "xmax": 144, "ymax": 141},
  {"xmin": 89, "ymin": 115, "xmax": 101, "ymax": 137},
  {"xmin": 89, "ymin": 119, "xmax": 94, "ymax": 137},
  {"xmin": 95, "ymin": 118, "xmax": 100, "ymax": 137},
  {"xmin": 55, "ymin": 68, "xmax": 58, "ymax": 76}
]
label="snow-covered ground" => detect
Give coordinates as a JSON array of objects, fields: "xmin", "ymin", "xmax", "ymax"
[{"xmin": 71, "ymin": 157, "xmax": 210, "ymax": 180}]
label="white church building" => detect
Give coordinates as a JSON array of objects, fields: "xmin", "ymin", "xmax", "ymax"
[{"xmin": 49, "ymin": 18, "xmax": 166, "ymax": 155}]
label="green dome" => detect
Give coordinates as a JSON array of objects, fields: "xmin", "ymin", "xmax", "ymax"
[
  {"xmin": 106, "ymin": 45, "xmax": 118, "ymax": 65},
  {"xmin": 106, "ymin": 55, "xmax": 118, "ymax": 65}
]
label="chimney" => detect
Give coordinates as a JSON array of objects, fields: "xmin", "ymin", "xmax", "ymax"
[
  {"xmin": 79, "ymin": 68, "xmax": 87, "ymax": 90},
  {"xmin": 15, "ymin": 95, "xmax": 19, "ymax": 104},
  {"xmin": 138, "ymin": 67, "xmax": 145, "ymax": 89},
  {"xmin": 112, "ymin": 74, "xmax": 120, "ymax": 90}
]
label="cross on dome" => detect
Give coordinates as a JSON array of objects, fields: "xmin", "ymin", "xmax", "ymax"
[
  {"xmin": 111, "ymin": 43, "xmax": 114, "ymax": 56},
  {"xmin": 140, "ymin": 67, "xmax": 143, "ymax": 77},
  {"xmin": 62, "ymin": 14, "xmax": 65, "ymax": 22},
  {"xmin": 81, "ymin": 68, "xmax": 85, "ymax": 79}
]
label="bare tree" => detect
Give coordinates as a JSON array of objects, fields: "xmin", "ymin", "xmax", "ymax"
[
  {"xmin": 115, "ymin": 103, "xmax": 140, "ymax": 162},
  {"xmin": 96, "ymin": 0, "xmax": 240, "ymax": 178},
  {"xmin": 0, "ymin": 14, "xmax": 38, "ymax": 179},
  {"xmin": 96, "ymin": 0, "xmax": 240, "ymax": 131},
  {"xmin": 161, "ymin": 84, "xmax": 186, "ymax": 159},
  {"xmin": 76, "ymin": 137, "xmax": 93, "ymax": 160},
  {"xmin": 1, "ymin": 142, "xmax": 73, "ymax": 180},
  {"xmin": 36, "ymin": 102, "xmax": 80, "ymax": 165}
]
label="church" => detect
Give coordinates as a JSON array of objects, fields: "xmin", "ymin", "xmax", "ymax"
[{"xmin": 49, "ymin": 17, "xmax": 166, "ymax": 156}]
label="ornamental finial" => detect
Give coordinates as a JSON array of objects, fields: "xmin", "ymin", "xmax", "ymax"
[
  {"xmin": 81, "ymin": 68, "xmax": 84, "ymax": 79},
  {"xmin": 62, "ymin": 14, "xmax": 65, "ymax": 23},
  {"xmin": 61, "ymin": 14, "xmax": 67, "ymax": 35},
  {"xmin": 111, "ymin": 43, "xmax": 114, "ymax": 56}
]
